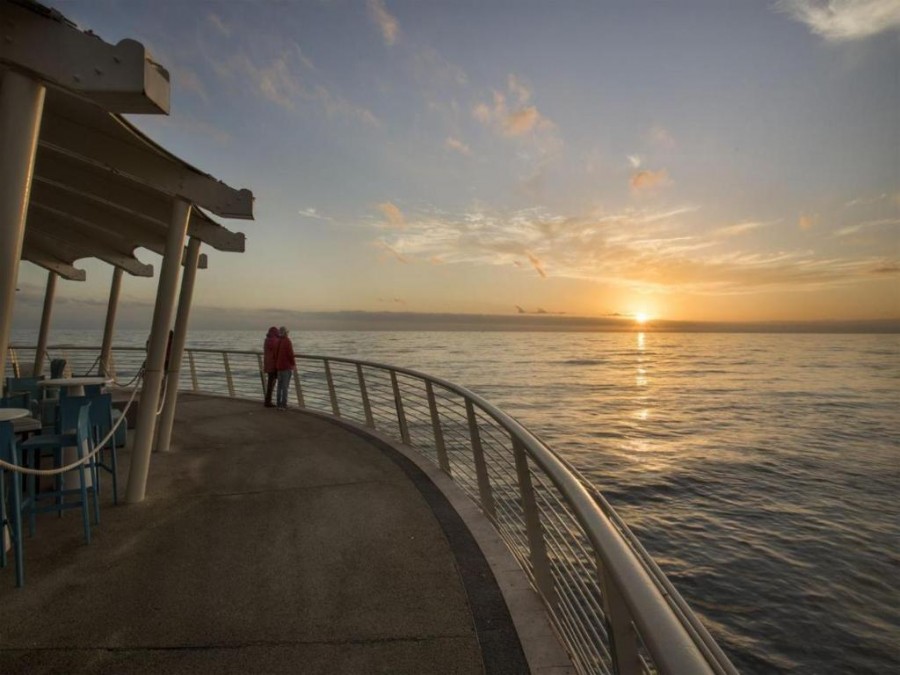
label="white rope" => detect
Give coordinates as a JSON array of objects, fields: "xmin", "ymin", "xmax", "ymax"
[{"xmin": 0, "ymin": 378, "xmax": 141, "ymax": 476}]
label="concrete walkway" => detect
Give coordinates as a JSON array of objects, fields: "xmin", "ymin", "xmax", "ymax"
[{"xmin": 0, "ymin": 394, "xmax": 529, "ymax": 674}]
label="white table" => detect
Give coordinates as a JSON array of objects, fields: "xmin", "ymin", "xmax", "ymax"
[
  {"xmin": 39, "ymin": 376, "xmax": 112, "ymax": 397},
  {"xmin": 37, "ymin": 377, "xmax": 111, "ymax": 489},
  {"xmin": 0, "ymin": 408, "xmax": 30, "ymax": 422}
]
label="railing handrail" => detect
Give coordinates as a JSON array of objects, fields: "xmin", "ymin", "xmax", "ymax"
[{"xmin": 6, "ymin": 342, "xmax": 737, "ymax": 674}]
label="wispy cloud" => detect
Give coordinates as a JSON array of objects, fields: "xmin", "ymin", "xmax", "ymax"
[
  {"xmin": 836, "ymin": 217, "xmax": 900, "ymax": 236},
  {"xmin": 207, "ymin": 12, "xmax": 231, "ymax": 37},
  {"xmin": 174, "ymin": 68, "xmax": 208, "ymax": 103},
  {"xmin": 377, "ymin": 202, "xmax": 406, "ymax": 228},
  {"xmin": 367, "ymin": 0, "xmax": 400, "ymax": 46},
  {"xmin": 526, "ymin": 251, "xmax": 547, "ymax": 278},
  {"xmin": 799, "ymin": 214, "xmax": 818, "ymax": 230},
  {"xmin": 473, "ymin": 77, "xmax": 558, "ymax": 139},
  {"xmin": 375, "ymin": 240, "xmax": 408, "ymax": 263},
  {"xmin": 647, "ymin": 125, "xmax": 676, "ymax": 148},
  {"xmin": 777, "ymin": 0, "xmax": 900, "ymax": 41},
  {"xmin": 713, "ymin": 220, "xmax": 780, "ymax": 238},
  {"xmin": 367, "ymin": 203, "xmax": 889, "ymax": 296},
  {"xmin": 630, "ymin": 169, "xmax": 671, "ymax": 192},
  {"xmin": 212, "ymin": 47, "xmax": 378, "ymax": 126},
  {"xmin": 445, "ymin": 136, "xmax": 472, "ymax": 155},
  {"xmin": 298, "ymin": 208, "xmax": 333, "ymax": 222}
]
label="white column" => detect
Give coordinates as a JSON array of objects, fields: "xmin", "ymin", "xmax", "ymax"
[
  {"xmin": 155, "ymin": 237, "xmax": 201, "ymax": 453},
  {"xmin": 99, "ymin": 267, "xmax": 123, "ymax": 377},
  {"xmin": 125, "ymin": 198, "xmax": 191, "ymax": 503},
  {"xmin": 0, "ymin": 71, "xmax": 46, "ymax": 381},
  {"xmin": 32, "ymin": 270, "xmax": 57, "ymax": 376}
]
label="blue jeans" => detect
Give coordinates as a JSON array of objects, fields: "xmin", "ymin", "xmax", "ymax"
[{"xmin": 276, "ymin": 370, "xmax": 292, "ymax": 408}]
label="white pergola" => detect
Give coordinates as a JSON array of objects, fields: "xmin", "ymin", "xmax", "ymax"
[{"xmin": 0, "ymin": 0, "xmax": 254, "ymax": 503}]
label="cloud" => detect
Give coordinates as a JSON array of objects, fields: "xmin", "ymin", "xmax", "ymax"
[
  {"xmin": 627, "ymin": 155, "xmax": 643, "ymax": 169},
  {"xmin": 647, "ymin": 125, "xmax": 676, "ymax": 148},
  {"xmin": 213, "ymin": 48, "xmax": 378, "ymax": 126},
  {"xmin": 367, "ymin": 0, "xmax": 400, "ymax": 46},
  {"xmin": 713, "ymin": 220, "xmax": 779, "ymax": 237},
  {"xmin": 473, "ymin": 78, "xmax": 557, "ymax": 138},
  {"xmin": 630, "ymin": 169, "xmax": 671, "ymax": 192},
  {"xmin": 377, "ymin": 202, "xmax": 406, "ymax": 228},
  {"xmin": 836, "ymin": 217, "xmax": 900, "ymax": 236},
  {"xmin": 298, "ymin": 208, "xmax": 333, "ymax": 222},
  {"xmin": 526, "ymin": 252, "xmax": 547, "ymax": 278},
  {"xmin": 365, "ymin": 203, "xmax": 891, "ymax": 296},
  {"xmin": 374, "ymin": 240, "xmax": 408, "ymax": 264},
  {"xmin": 799, "ymin": 214, "xmax": 818, "ymax": 230},
  {"xmin": 207, "ymin": 12, "xmax": 231, "ymax": 37},
  {"xmin": 174, "ymin": 68, "xmax": 208, "ymax": 103},
  {"xmin": 777, "ymin": 0, "xmax": 900, "ymax": 41},
  {"xmin": 445, "ymin": 137, "xmax": 472, "ymax": 156}
]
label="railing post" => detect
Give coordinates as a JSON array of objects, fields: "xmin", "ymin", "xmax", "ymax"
[
  {"xmin": 465, "ymin": 398, "xmax": 495, "ymax": 519},
  {"xmin": 513, "ymin": 437, "xmax": 556, "ymax": 607},
  {"xmin": 10, "ymin": 348, "xmax": 20, "ymax": 378},
  {"xmin": 292, "ymin": 368, "xmax": 305, "ymax": 407},
  {"xmin": 188, "ymin": 350, "xmax": 198, "ymax": 392},
  {"xmin": 357, "ymin": 364, "xmax": 374, "ymax": 428},
  {"xmin": 223, "ymin": 352, "xmax": 235, "ymax": 397},
  {"xmin": 390, "ymin": 370, "xmax": 410, "ymax": 444},
  {"xmin": 426, "ymin": 381, "xmax": 450, "ymax": 474},
  {"xmin": 256, "ymin": 354, "xmax": 265, "ymax": 395},
  {"xmin": 598, "ymin": 558, "xmax": 640, "ymax": 675},
  {"xmin": 324, "ymin": 359, "xmax": 341, "ymax": 417}
]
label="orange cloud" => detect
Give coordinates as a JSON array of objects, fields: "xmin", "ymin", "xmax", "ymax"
[
  {"xmin": 444, "ymin": 136, "xmax": 472, "ymax": 155},
  {"xmin": 377, "ymin": 201, "xmax": 406, "ymax": 228},
  {"xmin": 630, "ymin": 169, "xmax": 671, "ymax": 192},
  {"xmin": 527, "ymin": 251, "xmax": 547, "ymax": 278},
  {"xmin": 799, "ymin": 214, "xmax": 817, "ymax": 230},
  {"xmin": 367, "ymin": 0, "xmax": 399, "ymax": 46}
]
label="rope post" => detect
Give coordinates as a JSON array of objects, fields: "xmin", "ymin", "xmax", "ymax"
[
  {"xmin": 465, "ymin": 398, "xmax": 495, "ymax": 519},
  {"xmin": 513, "ymin": 437, "xmax": 556, "ymax": 608},
  {"xmin": 357, "ymin": 363, "xmax": 374, "ymax": 428},
  {"xmin": 391, "ymin": 370, "xmax": 410, "ymax": 444},
  {"xmin": 324, "ymin": 359, "xmax": 340, "ymax": 417},
  {"xmin": 426, "ymin": 381, "xmax": 450, "ymax": 474}
]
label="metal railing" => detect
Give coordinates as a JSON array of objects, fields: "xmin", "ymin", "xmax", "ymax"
[{"xmin": 6, "ymin": 344, "xmax": 737, "ymax": 675}]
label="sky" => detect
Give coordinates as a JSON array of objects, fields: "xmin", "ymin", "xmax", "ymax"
[{"xmin": 12, "ymin": 0, "xmax": 900, "ymax": 330}]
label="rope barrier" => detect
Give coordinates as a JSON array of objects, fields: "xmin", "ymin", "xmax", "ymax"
[{"xmin": 0, "ymin": 372, "xmax": 142, "ymax": 476}]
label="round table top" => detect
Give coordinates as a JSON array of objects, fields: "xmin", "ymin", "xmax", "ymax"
[
  {"xmin": 0, "ymin": 408, "xmax": 31, "ymax": 422},
  {"xmin": 39, "ymin": 376, "xmax": 112, "ymax": 387}
]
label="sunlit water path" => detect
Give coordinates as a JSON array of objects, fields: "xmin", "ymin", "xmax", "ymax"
[{"xmin": 12, "ymin": 329, "xmax": 900, "ymax": 673}]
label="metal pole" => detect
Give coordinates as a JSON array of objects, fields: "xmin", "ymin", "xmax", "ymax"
[
  {"xmin": 391, "ymin": 370, "xmax": 410, "ymax": 444},
  {"xmin": 357, "ymin": 364, "xmax": 374, "ymax": 428},
  {"xmin": 32, "ymin": 271, "xmax": 56, "ymax": 376},
  {"xmin": 513, "ymin": 437, "xmax": 556, "ymax": 607},
  {"xmin": 292, "ymin": 368, "xmax": 305, "ymax": 407},
  {"xmin": 223, "ymin": 352, "xmax": 235, "ymax": 397},
  {"xmin": 426, "ymin": 381, "xmax": 450, "ymax": 474},
  {"xmin": 155, "ymin": 237, "xmax": 201, "ymax": 452},
  {"xmin": 188, "ymin": 351, "xmax": 198, "ymax": 391},
  {"xmin": 99, "ymin": 267, "xmax": 123, "ymax": 377},
  {"xmin": 466, "ymin": 398, "xmax": 495, "ymax": 519},
  {"xmin": 599, "ymin": 556, "xmax": 640, "ymax": 675},
  {"xmin": 325, "ymin": 359, "xmax": 340, "ymax": 417},
  {"xmin": 125, "ymin": 198, "xmax": 191, "ymax": 503},
  {"xmin": 0, "ymin": 71, "xmax": 46, "ymax": 381}
]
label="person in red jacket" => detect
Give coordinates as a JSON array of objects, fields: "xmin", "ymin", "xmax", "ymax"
[
  {"xmin": 263, "ymin": 326, "xmax": 280, "ymax": 407},
  {"xmin": 274, "ymin": 326, "xmax": 296, "ymax": 410}
]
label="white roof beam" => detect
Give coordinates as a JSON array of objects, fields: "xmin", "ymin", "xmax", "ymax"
[
  {"xmin": 20, "ymin": 244, "xmax": 86, "ymax": 281},
  {"xmin": 0, "ymin": 1, "xmax": 169, "ymax": 113},
  {"xmin": 39, "ymin": 112, "xmax": 253, "ymax": 219}
]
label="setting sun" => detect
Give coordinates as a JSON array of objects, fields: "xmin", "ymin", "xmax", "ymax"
[{"xmin": 635, "ymin": 313, "xmax": 650, "ymax": 324}]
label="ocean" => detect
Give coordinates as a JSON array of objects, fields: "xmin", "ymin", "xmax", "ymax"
[{"xmin": 9, "ymin": 328, "xmax": 900, "ymax": 673}]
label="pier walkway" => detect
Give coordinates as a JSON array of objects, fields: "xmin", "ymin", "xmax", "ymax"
[{"xmin": 0, "ymin": 394, "xmax": 544, "ymax": 674}]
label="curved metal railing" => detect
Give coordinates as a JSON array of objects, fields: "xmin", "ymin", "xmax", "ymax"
[{"xmin": 6, "ymin": 344, "xmax": 737, "ymax": 675}]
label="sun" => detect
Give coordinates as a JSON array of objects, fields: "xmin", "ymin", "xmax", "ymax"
[{"xmin": 635, "ymin": 312, "xmax": 650, "ymax": 325}]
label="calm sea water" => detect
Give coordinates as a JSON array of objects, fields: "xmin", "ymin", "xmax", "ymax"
[{"xmin": 10, "ymin": 328, "xmax": 900, "ymax": 673}]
